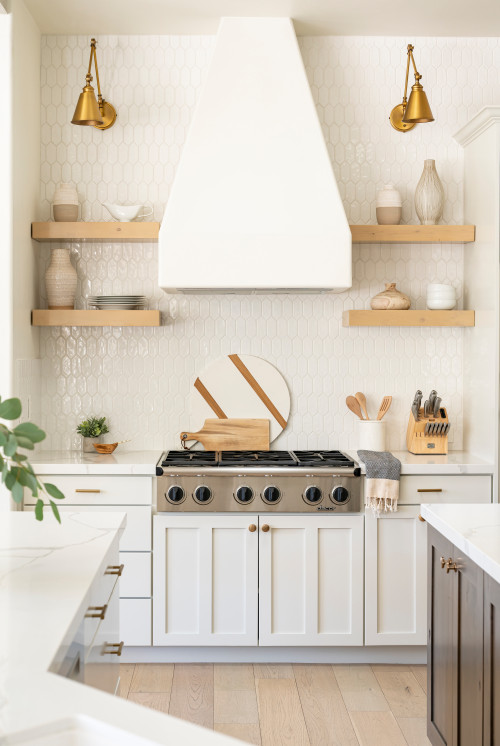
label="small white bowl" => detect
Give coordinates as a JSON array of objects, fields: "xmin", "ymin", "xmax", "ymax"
[
  {"xmin": 427, "ymin": 292, "xmax": 456, "ymax": 300},
  {"xmin": 426, "ymin": 298, "xmax": 457, "ymax": 310}
]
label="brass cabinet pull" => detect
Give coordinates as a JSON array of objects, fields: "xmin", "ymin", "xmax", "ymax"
[
  {"xmin": 105, "ymin": 564, "xmax": 124, "ymax": 576},
  {"xmin": 261, "ymin": 524, "xmax": 270, "ymax": 532},
  {"xmin": 85, "ymin": 604, "xmax": 107, "ymax": 620},
  {"xmin": 103, "ymin": 641, "xmax": 124, "ymax": 656},
  {"xmin": 418, "ymin": 515, "xmax": 426, "ymax": 522},
  {"xmin": 417, "ymin": 488, "xmax": 443, "ymax": 493},
  {"xmin": 248, "ymin": 524, "xmax": 257, "ymax": 532},
  {"xmin": 446, "ymin": 558, "xmax": 458, "ymax": 574},
  {"xmin": 440, "ymin": 556, "xmax": 446, "ymax": 569},
  {"xmin": 75, "ymin": 489, "xmax": 101, "ymax": 493}
]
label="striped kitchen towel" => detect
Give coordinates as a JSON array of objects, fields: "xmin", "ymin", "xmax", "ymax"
[{"xmin": 357, "ymin": 450, "xmax": 402, "ymax": 515}]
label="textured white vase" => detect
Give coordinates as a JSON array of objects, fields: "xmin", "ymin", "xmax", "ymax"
[
  {"xmin": 45, "ymin": 248, "xmax": 77, "ymax": 309},
  {"xmin": 414, "ymin": 159, "xmax": 444, "ymax": 225}
]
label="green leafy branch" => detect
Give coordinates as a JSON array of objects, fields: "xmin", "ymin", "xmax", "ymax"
[
  {"xmin": 76, "ymin": 416, "xmax": 109, "ymax": 438},
  {"xmin": 0, "ymin": 397, "xmax": 64, "ymax": 522}
]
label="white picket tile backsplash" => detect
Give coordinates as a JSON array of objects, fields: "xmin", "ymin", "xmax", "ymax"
[{"xmin": 39, "ymin": 34, "xmax": 500, "ymax": 451}]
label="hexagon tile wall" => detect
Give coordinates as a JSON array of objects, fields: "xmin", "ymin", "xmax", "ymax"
[{"xmin": 39, "ymin": 34, "xmax": 500, "ymax": 451}]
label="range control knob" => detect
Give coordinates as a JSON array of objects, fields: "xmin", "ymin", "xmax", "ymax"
[
  {"xmin": 193, "ymin": 485, "xmax": 212, "ymax": 504},
  {"xmin": 235, "ymin": 486, "xmax": 254, "ymax": 504},
  {"xmin": 166, "ymin": 485, "xmax": 185, "ymax": 504},
  {"xmin": 303, "ymin": 486, "xmax": 322, "ymax": 504},
  {"xmin": 331, "ymin": 486, "xmax": 350, "ymax": 505},
  {"xmin": 262, "ymin": 485, "xmax": 281, "ymax": 504}
]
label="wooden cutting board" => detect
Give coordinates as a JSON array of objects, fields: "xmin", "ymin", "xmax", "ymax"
[
  {"xmin": 180, "ymin": 418, "xmax": 270, "ymax": 451},
  {"xmin": 190, "ymin": 354, "xmax": 290, "ymax": 444}
]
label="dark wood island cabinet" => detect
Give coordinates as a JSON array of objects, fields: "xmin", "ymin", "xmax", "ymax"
[{"xmin": 428, "ymin": 524, "xmax": 498, "ymax": 746}]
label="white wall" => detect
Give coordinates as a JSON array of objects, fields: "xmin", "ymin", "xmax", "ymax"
[
  {"xmin": 37, "ymin": 35, "xmax": 500, "ymax": 452},
  {"xmin": 0, "ymin": 8, "xmax": 13, "ymax": 400}
]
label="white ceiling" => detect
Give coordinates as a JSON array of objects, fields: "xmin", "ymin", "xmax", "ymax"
[{"xmin": 23, "ymin": 0, "xmax": 500, "ymax": 36}]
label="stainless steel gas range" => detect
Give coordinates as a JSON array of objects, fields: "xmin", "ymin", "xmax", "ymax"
[{"xmin": 156, "ymin": 450, "xmax": 362, "ymax": 513}]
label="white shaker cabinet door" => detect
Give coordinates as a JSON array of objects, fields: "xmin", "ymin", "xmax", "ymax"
[
  {"xmin": 258, "ymin": 515, "xmax": 364, "ymax": 646},
  {"xmin": 153, "ymin": 514, "xmax": 258, "ymax": 646},
  {"xmin": 365, "ymin": 505, "xmax": 427, "ymax": 646}
]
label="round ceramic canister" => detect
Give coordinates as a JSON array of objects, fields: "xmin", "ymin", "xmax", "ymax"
[
  {"xmin": 357, "ymin": 420, "xmax": 386, "ymax": 451},
  {"xmin": 376, "ymin": 184, "xmax": 402, "ymax": 225}
]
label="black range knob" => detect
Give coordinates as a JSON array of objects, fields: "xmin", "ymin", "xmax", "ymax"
[
  {"xmin": 193, "ymin": 485, "xmax": 212, "ymax": 504},
  {"xmin": 166, "ymin": 485, "xmax": 185, "ymax": 504},
  {"xmin": 303, "ymin": 486, "xmax": 322, "ymax": 504},
  {"xmin": 262, "ymin": 485, "xmax": 281, "ymax": 504},
  {"xmin": 331, "ymin": 486, "xmax": 350, "ymax": 504},
  {"xmin": 235, "ymin": 486, "xmax": 254, "ymax": 504}
]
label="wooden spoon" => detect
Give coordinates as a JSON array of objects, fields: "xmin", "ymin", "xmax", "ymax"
[
  {"xmin": 376, "ymin": 396, "xmax": 392, "ymax": 420},
  {"xmin": 346, "ymin": 396, "xmax": 364, "ymax": 420},
  {"xmin": 355, "ymin": 392, "xmax": 370, "ymax": 420}
]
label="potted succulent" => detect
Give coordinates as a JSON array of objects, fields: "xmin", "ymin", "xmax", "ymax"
[
  {"xmin": 0, "ymin": 395, "xmax": 64, "ymax": 521},
  {"xmin": 76, "ymin": 416, "xmax": 110, "ymax": 453}
]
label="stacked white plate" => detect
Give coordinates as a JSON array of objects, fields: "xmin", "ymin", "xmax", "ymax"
[
  {"xmin": 88, "ymin": 295, "xmax": 147, "ymax": 310},
  {"xmin": 426, "ymin": 284, "xmax": 456, "ymax": 310}
]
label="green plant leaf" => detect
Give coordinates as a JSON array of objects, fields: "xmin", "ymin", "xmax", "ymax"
[
  {"xmin": 34, "ymin": 499, "xmax": 44, "ymax": 521},
  {"xmin": 13, "ymin": 453, "xmax": 27, "ymax": 462},
  {"xmin": 44, "ymin": 482, "xmax": 64, "ymax": 500},
  {"xmin": 4, "ymin": 434, "xmax": 18, "ymax": 457},
  {"xmin": 13, "ymin": 423, "xmax": 46, "ymax": 443},
  {"xmin": 1, "ymin": 462, "xmax": 7, "ymax": 483},
  {"xmin": 0, "ymin": 432, "xmax": 6, "ymax": 447},
  {"xmin": 0, "ymin": 398, "xmax": 22, "ymax": 420},
  {"xmin": 23, "ymin": 470, "xmax": 38, "ymax": 496},
  {"xmin": 14, "ymin": 436, "xmax": 35, "ymax": 450},
  {"xmin": 49, "ymin": 500, "xmax": 61, "ymax": 523},
  {"xmin": 11, "ymin": 481, "xmax": 23, "ymax": 503},
  {"xmin": 5, "ymin": 470, "xmax": 15, "ymax": 490}
]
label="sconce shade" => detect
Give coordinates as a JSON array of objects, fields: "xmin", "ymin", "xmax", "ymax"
[
  {"xmin": 403, "ymin": 81, "xmax": 434, "ymax": 123},
  {"xmin": 71, "ymin": 78, "xmax": 103, "ymax": 126}
]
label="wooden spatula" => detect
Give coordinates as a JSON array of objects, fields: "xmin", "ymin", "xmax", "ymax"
[
  {"xmin": 355, "ymin": 392, "xmax": 370, "ymax": 420},
  {"xmin": 376, "ymin": 396, "xmax": 392, "ymax": 420},
  {"xmin": 346, "ymin": 396, "xmax": 364, "ymax": 420}
]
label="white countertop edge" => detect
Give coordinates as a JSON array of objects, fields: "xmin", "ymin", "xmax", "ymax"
[
  {"xmin": 27, "ymin": 450, "xmax": 163, "ymax": 475},
  {"xmin": 421, "ymin": 504, "xmax": 500, "ymax": 585},
  {"xmin": 347, "ymin": 450, "xmax": 495, "ymax": 475}
]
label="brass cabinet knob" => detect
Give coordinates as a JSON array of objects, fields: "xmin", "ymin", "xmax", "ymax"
[
  {"xmin": 105, "ymin": 564, "xmax": 124, "ymax": 576},
  {"xmin": 446, "ymin": 558, "xmax": 458, "ymax": 574},
  {"xmin": 440, "ymin": 556, "xmax": 446, "ymax": 569},
  {"xmin": 85, "ymin": 604, "xmax": 107, "ymax": 620},
  {"xmin": 248, "ymin": 524, "xmax": 257, "ymax": 532},
  {"xmin": 262, "ymin": 524, "xmax": 270, "ymax": 532},
  {"xmin": 418, "ymin": 515, "xmax": 426, "ymax": 522},
  {"xmin": 103, "ymin": 641, "xmax": 124, "ymax": 656}
]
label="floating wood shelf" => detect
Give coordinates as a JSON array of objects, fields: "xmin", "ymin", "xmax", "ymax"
[
  {"xmin": 31, "ymin": 222, "xmax": 160, "ymax": 242},
  {"xmin": 343, "ymin": 310, "xmax": 475, "ymax": 327},
  {"xmin": 31, "ymin": 222, "xmax": 475, "ymax": 244},
  {"xmin": 349, "ymin": 225, "xmax": 475, "ymax": 243},
  {"xmin": 31, "ymin": 310, "xmax": 161, "ymax": 327}
]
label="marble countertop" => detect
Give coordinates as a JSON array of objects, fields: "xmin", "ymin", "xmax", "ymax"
[
  {"xmin": 28, "ymin": 450, "xmax": 163, "ymax": 475},
  {"xmin": 0, "ymin": 513, "xmax": 238, "ymax": 745},
  {"xmin": 421, "ymin": 504, "xmax": 500, "ymax": 584},
  {"xmin": 347, "ymin": 450, "xmax": 494, "ymax": 475}
]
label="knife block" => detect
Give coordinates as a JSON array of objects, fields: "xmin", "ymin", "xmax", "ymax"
[{"xmin": 406, "ymin": 407, "xmax": 449, "ymax": 455}]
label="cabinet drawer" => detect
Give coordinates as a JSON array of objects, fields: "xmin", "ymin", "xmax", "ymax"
[
  {"xmin": 25, "ymin": 505, "xmax": 151, "ymax": 550},
  {"xmin": 120, "ymin": 598, "xmax": 152, "ymax": 646},
  {"xmin": 24, "ymin": 475, "xmax": 152, "ymax": 505},
  {"xmin": 399, "ymin": 475, "xmax": 491, "ymax": 505},
  {"xmin": 85, "ymin": 586, "xmax": 121, "ymax": 694},
  {"xmin": 119, "ymin": 552, "xmax": 151, "ymax": 598}
]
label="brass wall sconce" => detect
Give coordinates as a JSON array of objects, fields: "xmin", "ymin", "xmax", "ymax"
[
  {"xmin": 390, "ymin": 44, "xmax": 434, "ymax": 133},
  {"xmin": 71, "ymin": 38, "xmax": 116, "ymax": 130}
]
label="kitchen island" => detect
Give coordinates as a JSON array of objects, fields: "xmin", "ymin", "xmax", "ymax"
[
  {"xmin": 0, "ymin": 512, "xmax": 238, "ymax": 745},
  {"xmin": 421, "ymin": 503, "xmax": 500, "ymax": 746}
]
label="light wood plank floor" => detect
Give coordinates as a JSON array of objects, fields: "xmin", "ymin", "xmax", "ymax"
[{"xmin": 119, "ymin": 663, "xmax": 431, "ymax": 746}]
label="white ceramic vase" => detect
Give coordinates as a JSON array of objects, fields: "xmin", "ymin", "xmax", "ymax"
[
  {"xmin": 376, "ymin": 184, "xmax": 402, "ymax": 225},
  {"xmin": 414, "ymin": 159, "xmax": 444, "ymax": 225},
  {"xmin": 52, "ymin": 182, "xmax": 79, "ymax": 222},
  {"xmin": 45, "ymin": 248, "xmax": 77, "ymax": 309}
]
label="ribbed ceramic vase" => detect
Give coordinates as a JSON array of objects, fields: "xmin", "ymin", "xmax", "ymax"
[
  {"xmin": 414, "ymin": 159, "xmax": 444, "ymax": 225},
  {"xmin": 45, "ymin": 248, "xmax": 77, "ymax": 309}
]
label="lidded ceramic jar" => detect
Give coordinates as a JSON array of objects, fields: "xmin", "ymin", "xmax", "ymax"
[
  {"xmin": 52, "ymin": 183, "xmax": 79, "ymax": 222},
  {"xmin": 376, "ymin": 184, "xmax": 402, "ymax": 225},
  {"xmin": 371, "ymin": 282, "xmax": 410, "ymax": 310}
]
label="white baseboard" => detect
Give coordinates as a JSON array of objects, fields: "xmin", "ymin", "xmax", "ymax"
[{"xmin": 121, "ymin": 646, "xmax": 427, "ymax": 665}]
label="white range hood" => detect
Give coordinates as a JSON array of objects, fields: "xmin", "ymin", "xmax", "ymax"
[{"xmin": 158, "ymin": 17, "xmax": 352, "ymax": 293}]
